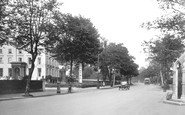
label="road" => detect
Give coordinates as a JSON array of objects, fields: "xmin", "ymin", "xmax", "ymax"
[{"xmin": 0, "ymin": 84, "xmax": 185, "ymax": 115}]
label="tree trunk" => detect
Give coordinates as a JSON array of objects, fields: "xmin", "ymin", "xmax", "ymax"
[
  {"xmin": 160, "ymin": 70, "xmax": 164, "ymax": 86},
  {"xmin": 110, "ymin": 73, "xmax": 113, "ymax": 87},
  {"xmin": 126, "ymin": 76, "xmax": 129, "ymax": 84},
  {"xmin": 108, "ymin": 70, "xmax": 112, "ymax": 87},
  {"xmin": 129, "ymin": 76, "xmax": 132, "ymax": 85},
  {"xmin": 25, "ymin": 76, "xmax": 31, "ymax": 96},
  {"xmin": 25, "ymin": 57, "xmax": 35, "ymax": 96},
  {"xmin": 70, "ymin": 57, "xmax": 73, "ymax": 77},
  {"xmin": 25, "ymin": 0, "xmax": 34, "ymax": 96},
  {"xmin": 68, "ymin": 55, "xmax": 73, "ymax": 93}
]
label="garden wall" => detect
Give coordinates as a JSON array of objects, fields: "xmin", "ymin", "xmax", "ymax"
[{"xmin": 0, "ymin": 80, "xmax": 43, "ymax": 94}]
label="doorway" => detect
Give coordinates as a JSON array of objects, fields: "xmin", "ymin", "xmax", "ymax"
[{"xmin": 15, "ymin": 67, "xmax": 20, "ymax": 79}]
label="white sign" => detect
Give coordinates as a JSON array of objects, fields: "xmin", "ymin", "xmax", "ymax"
[{"xmin": 79, "ymin": 63, "xmax": 82, "ymax": 83}]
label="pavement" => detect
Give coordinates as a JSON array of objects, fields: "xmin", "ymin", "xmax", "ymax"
[{"xmin": 0, "ymin": 85, "xmax": 118, "ymax": 101}]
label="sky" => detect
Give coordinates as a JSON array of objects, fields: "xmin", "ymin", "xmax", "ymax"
[{"xmin": 59, "ymin": 0, "xmax": 165, "ymax": 69}]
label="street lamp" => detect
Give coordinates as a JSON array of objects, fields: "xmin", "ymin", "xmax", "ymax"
[
  {"xmin": 97, "ymin": 54, "xmax": 100, "ymax": 89},
  {"xmin": 112, "ymin": 69, "xmax": 116, "ymax": 87}
]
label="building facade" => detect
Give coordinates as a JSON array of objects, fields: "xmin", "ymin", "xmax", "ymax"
[{"xmin": 0, "ymin": 45, "xmax": 60, "ymax": 80}]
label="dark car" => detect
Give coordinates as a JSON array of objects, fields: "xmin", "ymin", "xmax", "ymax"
[{"xmin": 144, "ymin": 78, "xmax": 150, "ymax": 85}]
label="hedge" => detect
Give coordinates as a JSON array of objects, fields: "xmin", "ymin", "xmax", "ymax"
[
  {"xmin": 45, "ymin": 79, "xmax": 113, "ymax": 88},
  {"xmin": 0, "ymin": 80, "xmax": 43, "ymax": 94}
]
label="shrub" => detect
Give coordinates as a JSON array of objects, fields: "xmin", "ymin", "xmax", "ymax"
[
  {"xmin": 166, "ymin": 92, "xmax": 172, "ymax": 100},
  {"xmin": 45, "ymin": 82, "xmax": 68, "ymax": 87},
  {"xmin": 80, "ymin": 82, "xmax": 97, "ymax": 88},
  {"xmin": 46, "ymin": 75, "xmax": 52, "ymax": 82},
  {"xmin": 66, "ymin": 76, "xmax": 77, "ymax": 83},
  {"xmin": 45, "ymin": 81, "xmax": 98, "ymax": 88},
  {"xmin": 83, "ymin": 67, "xmax": 93, "ymax": 79},
  {"xmin": 22, "ymin": 75, "xmax": 29, "ymax": 81}
]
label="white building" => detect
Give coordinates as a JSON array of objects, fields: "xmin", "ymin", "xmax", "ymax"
[{"xmin": 0, "ymin": 45, "xmax": 60, "ymax": 80}]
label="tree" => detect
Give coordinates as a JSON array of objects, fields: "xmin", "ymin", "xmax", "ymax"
[
  {"xmin": 47, "ymin": 13, "xmax": 101, "ymax": 92},
  {"xmin": 156, "ymin": 0, "xmax": 185, "ymax": 14},
  {"xmin": 99, "ymin": 42, "xmax": 138, "ymax": 85},
  {"xmin": 139, "ymin": 61, "xmax": 160, "ymax": 84},
  {"xmin": 105, "ymin": 43, "xmax": 130, "ymax": 70},
  {"xmin": 142, "ymin": 0, "xmax": 185, "ymax": 38},
  {"xmin": 49, "ymin": 13, "xmax": 100, "ymax": 74},
  {"xmin": 0, "ymin": 0, "xmax": 9, "ymax": 45},
  {"xmin": 5, "ymin": 0, "xmax": 61, "ymax": 96},
  {"xmin": 142, "ymin": 0, "xmax": 185, "ymax": 87},
  {"xmin": 141, "ymin": 0, "xmax": 185, "ymax": 40},
  {"xmin": 82, "ymin": 66, "xmax": 93, "ymax": 79},
  {"xmin": 142, "ymin": 34, "xmax": 184, "ymax": 86},
  {"xmin": 0, "ymin": 0, "xmax": 7, "ymax": 25},
  {"xmin": 120, "ymin": 59, "xmax": 139, "ymax": 85},
  {"xmin": 98, "ymin": 39, "xmax": 109, "ymax": 82}
]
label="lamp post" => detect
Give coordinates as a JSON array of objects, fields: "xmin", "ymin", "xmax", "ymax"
[
  {"xmin": 97, "ymin": 54, "xmax": 100, "ymax": 89},
  {"xmin": 112, "ymin": 69, "xmax": 115, "ymax": 87}
]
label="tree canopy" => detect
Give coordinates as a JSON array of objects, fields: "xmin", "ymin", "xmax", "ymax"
[
  {"xmin": 138, "ymin": 61, "xmax": 160, "ymax": 83},
  {"xmin": 99, "ymin": 42, "xmax": 139, "ymax": 84},
  {"xmin": 141, "ymin": 0, "xmax": 185, "ymax": 86},
  {"xmin": 47, "ymin": 13, "xmax": 101, "ymax": 76},
  {"xmin": 0, "ymin": 0, "xmax": 9, "ymax": 44}
]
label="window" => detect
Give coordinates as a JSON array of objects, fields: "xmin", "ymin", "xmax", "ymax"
[
  {"xmin": 49, "ymin": 58, "xmax": 51, "ymax": 65},
  {"xmin": 8, "ymin": 57, "xmax": 12, "ymax": 63},
  {"xmin": 18, "ymin": 57, "xmax": 22, "ymax": 62},
  {"xmin": 15, "ymin": 67, "xmax": 20, "ymax": 76},
  {"xmin": 8, "ymin": 68, "xmax": 12, "ymax": 76},
  {"xmin": 0, "ymin": 57, "xmax": 3, "ymax": 63},
  {"xmin": 0, "ymin": 49, "xmax": 2, "ymax": 54},
  {"xmin": 46, "ymin": 57, "xmax": 49, "ymax": 64},
  {"xmin": 8, "ymin": 49, "xmax": 12, "ymax": 54},
  {"xmin": 51, "ymin": 69, "xmax": 54, "ymax": 75},
  {"xmin": 48, "ymin": 68, "xmax": 51, "ymax": 75},
  {"xmin": 38, "ymin": 68, "xmax": 41, "ymax": 77},
  {"xmin": 51, "ymin": 59, "xmax": 53, "ymax": 65},
  {"xmin": 28, "ymin": 58, "xmax": 32, "ymax": 64},
  {"xmin": 47, "ymin": 68, "xmax": 49, "ymax": 75},
  {"xmin": 38, "ymin": 57, "xmax": 41, "ymax": 64},
  {"xmin": 0, "ymin": 68, "xmax": 3, "ymax": 77},
  {"xmin": 54, "ymin": 61, "xmax": 55, "ymax": 66},
  {"xmin": 18, "ymin": 50, "xmax": 22, "ymax": 54}
]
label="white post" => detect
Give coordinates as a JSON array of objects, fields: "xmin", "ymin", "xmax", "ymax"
[
  {"xmin": 78, "ymin": 63, "xmax": 82, "ymax": 83},
  {"xmin": 172, "ymin": 68, "xmax": 178, "ymax": 99},
  {"xmin": 181, "ymin": 66, "xmax": 185, "ymax": 101}
]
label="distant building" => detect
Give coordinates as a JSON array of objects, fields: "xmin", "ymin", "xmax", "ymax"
[{"xmin": 0, "ymin": 45, "xmax": 60, "ymax": 80}]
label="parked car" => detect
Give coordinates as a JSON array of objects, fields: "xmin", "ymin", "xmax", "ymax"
[{"xmin": 144, "ymin": 78, "xmax": 150, "ymax": 85}]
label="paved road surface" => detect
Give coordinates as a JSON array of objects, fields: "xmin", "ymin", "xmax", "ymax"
[{"xmin": 0, "ymin": 84, "xmax": 185, "ymax": 115}]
